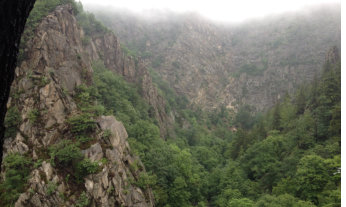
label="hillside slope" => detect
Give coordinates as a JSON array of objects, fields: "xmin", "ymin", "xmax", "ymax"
[{"xmin": 91, "ymin": 4, "xmax": 340, "ymax": 111}]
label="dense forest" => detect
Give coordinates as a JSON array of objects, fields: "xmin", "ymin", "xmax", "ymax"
[
  {"xmin": 0, "ymin": 0, "xmax": 341, "ymax": 207},
  {"xmin": 83, "ymin": 47, "xmax": 341, "ymax": 207}
]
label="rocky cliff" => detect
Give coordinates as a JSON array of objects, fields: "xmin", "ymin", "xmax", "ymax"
[
  {"xmin": 83, "ymin": 28, "xmax": 171, "ymax": 137},
  {"xmin": 1, "ymin": 4, "xmax": 155, "ymax": 206},
  {"xmin": 91, "ymin": 4, "xmax": 341, "ymax": 111}
]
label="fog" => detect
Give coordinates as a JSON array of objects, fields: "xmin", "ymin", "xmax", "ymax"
[{"xmin": 79, "ymin": 0, "xmax": 339, "ymax": 23}]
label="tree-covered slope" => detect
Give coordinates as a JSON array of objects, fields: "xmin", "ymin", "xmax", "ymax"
[{"xmin": 0, "ymin": 0, "xmax": 341, "ymax": 206}]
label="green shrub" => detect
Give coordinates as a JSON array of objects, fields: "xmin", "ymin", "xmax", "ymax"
[
  {"xmin": 46, "ymin": 181, "xmax": 57, "ymax": 196},
  {"xmin": 4, "ymin": 106, "xmax": 22, "ymax": 138},
  {"xmin": 49, "ymin": 140, "xmax": 83, "ymax": 166},
  {"xmin": 38, "ymin": 76, "xmax": 50, "ymax": 87},
  {"xmin": 75, "ymin": 135, "xmax": 93, "ymax": 144},
  {"xmin": 76, "ymin": 192, "xmax": 90, "ymax": 207},
  {"xmin": 28, "ymin": 109, "xmax": 39, "ymax": 124},
  {"xmin": 133, "ymin": 172, "xmax": 157, "ymax": 189},
  {"xmin": 102, "ymin": 129, "xmax": 112, "ymax": 139},
  {"xmin": 67, "ymin": 113, "xmax": 96, "ymax": 135},
  {"xmin": 0, "ymin": 153, "xmax": 32, "ymax": 206},
  {"xmin": 76, "ymin": 158, "xmax": 100, "ymax": 181},
  {"xmin": 81, "ymin": 105, "xmax": 105, "ymax": 116}
]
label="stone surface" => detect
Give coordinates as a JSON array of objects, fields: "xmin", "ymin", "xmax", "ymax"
[
  {"xmin": 2, "ymin": 4, "xmax": 154, "ymax": 207},
  {"xmin": 95, "ymin": 7, "xmax": 340, "ymax": 111}
]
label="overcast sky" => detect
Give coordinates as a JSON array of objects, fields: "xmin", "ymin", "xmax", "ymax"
[{"xmin": 79, "ymin": 0, "xmax": 340, "ymax": 22}]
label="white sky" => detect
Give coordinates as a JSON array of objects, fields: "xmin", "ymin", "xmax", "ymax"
[{"xmin": 79, "ymin": 0, "xmax": 340, "ymax": 22}]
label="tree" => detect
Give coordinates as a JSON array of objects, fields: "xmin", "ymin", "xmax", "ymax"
[
  {"xmin": 0, "ymin": 153, "xmax": 32, "ymax": 205},
  {"xmin": 241, "ymin": 134, "xmax": 290, "ymax": 191},
  {"xmin": 228, "ymin": 198, "xmax": 254, "ymax": 207},
  {"xmin": 255, "ymin": 194, "xmax": 316, "ymax": 207},
  {"xmin": 271, "ymin": 103, "xmax": 281, "ymax": 131},
  {"xmin": 295, "ymin": 154, "xmax": 329, "ymax": 204}
]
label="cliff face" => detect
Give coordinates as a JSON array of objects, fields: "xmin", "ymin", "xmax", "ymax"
[
  {"xmin": 84, "ymin": 30, "xmax": 171, "ymax": 137},
  {"xmin": 92, "ymin": 4, "xmax": 341, "ymax": 111},
  {"xmin": 2, "ymin": 5, "xmax": 155, "ymax": 206}
]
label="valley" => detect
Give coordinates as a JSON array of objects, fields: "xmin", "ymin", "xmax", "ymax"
[{"xmin": 0, "ymin": 1, "xmax": 341, "ymax": 207}]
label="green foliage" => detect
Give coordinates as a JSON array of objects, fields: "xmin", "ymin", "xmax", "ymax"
[
  {"xmin": 255, "ymin": 194, "xmax": 316, "ymax": 207},
  {"xmin": 102, "ymin": 129, "xmax": 112, "ymax": 139},
  {"xmin": 75, "ymin": 54, "xmax": 340, "ymax": 207},
  {"xmin": 68, "ymin": 113, "xmax": 96, "ymax": 135},
  {"xmin": 28, "ymin": 109, "xmax": 39, "ymax": 124},
  {"xmin": 49, "ymin": 140, "xmax": 83, "ymax": 166},
  {"xmin": 241, "ymin": 134, "xmax": 291, "ymax": 191},
  {"xmin": 76, "ymin": 5, "xmax": 109, "ymax": 36},
  {"xmin": 37, "ymin": 76, "xmax": 51, "ymax": 87},
  {"xmin": 76, "ymin": 192, "xmax": 90, "ymax": 207},
  {"xmin": 234, "ymin": 105, "xmax": 256, "ymax": 129},
  {"xmin": 49, "ymin": 140, "xmax": 99, "ymax": 182},
  {"xmin": 133, "ymin": 172, "xmax": 157, "ymax": 189},
  {"xmin": 76, "ymin": 159, "xmax": 100, "ymax": 181},
  {"xmin": 92, "ymin": 60, "xmax": 149, "ymax": 125},
  {"xmin": 46, "ymin": 181, "xmax": 57, "ymax": 196},
  {"xmin": 47, "ymin": 31, "xmax": 338, "ymax": 207},
  {"xmin": 121, "ymin": 44, "xmax": 138, "ymax": 58},
  {"xmin": 228, "ymin": 198, "xmax": 254, "ymax": 207},
  {"xmin": 4, "ymin": 106, "xmax": 22, "ymax": 138},
  {"xmin": 148, "ymin": 67, "xmax": 182, "ymax": 111},
  {"xmin": 0, "ymin": 153, "xmax": 32, "ymax": 206},
  {"xmin": 295, "ymin": 155, "xmax": 330, "ymax": 203},
  {"xmin": 152, "ymin": 55, "xmax": 164, "ymax": 68}
]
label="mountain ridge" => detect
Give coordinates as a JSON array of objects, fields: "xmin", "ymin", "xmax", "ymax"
[{"xmin": 91, "ymin": 3, "xmax": 340, "ymax": 111}]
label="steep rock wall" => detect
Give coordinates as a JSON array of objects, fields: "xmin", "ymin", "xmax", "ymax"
[
  {"xmin": 92, "ymin": 5, "xmax": 341, "ymax": 111},
  {"xmin": 2, "ymin": 4, "xmax": 154, "ymax": 206},
  {"xmin": 85, "ymin": 32, "xmax": 171, "ymax": 137}
]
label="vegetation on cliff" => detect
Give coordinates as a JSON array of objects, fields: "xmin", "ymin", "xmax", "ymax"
[
  {"xmin": 1, "ymin": 1, "xmax": 340, "ymax": 206},
  {"xmin": 76, "ymin": 51, "xmax": 340, "ymax": 207}
]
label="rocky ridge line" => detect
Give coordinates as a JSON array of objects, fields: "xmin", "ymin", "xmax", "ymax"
[{"xmin": 2, "ymin": 4, "xmax": 155, "ymax": 207}]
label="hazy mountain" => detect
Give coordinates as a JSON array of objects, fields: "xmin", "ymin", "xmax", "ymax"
[{"xmin": 90, "ymin": 3, "xmax": 340, "ymax": 111}]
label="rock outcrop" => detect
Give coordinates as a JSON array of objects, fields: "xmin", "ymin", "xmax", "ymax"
[
  {"xmin": 84, "ymin": 30, "xmax": 171, "ymax": 137},
  {"xmin": 2, "ymin": 4, "xmax": 154, "ymax": 206}
]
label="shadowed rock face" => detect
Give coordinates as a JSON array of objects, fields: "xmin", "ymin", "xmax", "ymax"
[{"xmin": 0, "ymin": 0, "xmax": 36, "ymax": 168}]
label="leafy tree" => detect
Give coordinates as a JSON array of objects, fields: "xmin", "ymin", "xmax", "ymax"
[
  {"xmin": 241, "ymin": 134, "xmax": 291, "ymax": 191},
  {"xmin": 295, "ymin": 154, "xmax": 330, "ymax": 204},
  {"xmin": 271, "ymin": 103, "xmax": 281, "ymax": 131},
  {"xmin": 67, "ymin": 113, "xmax": 96, "ymax": 135},
  {"xmin": 4, "ymin": 106, "xmax": 22, "ymax": 138},
  {"xmin": 234, "ymin": 105, "xmax": 255, "ymax": 129},
  {"xmin": 255, "ymin": 194, "xmax": 316, "ymax": 207},
  {"xmin": 0, "ymin": 153, "xmax": 32, "ymax": 206},
  {"xmin": 49, "ymin": 140, "xmax": 83, "ymax": 166},
  {"xmin": 75, "ymin": 158, "xmax": 100, "ymax": 181},
  {"xmin": 228, "ymin": 198, "xmax": 254, "ymax": 207}
]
